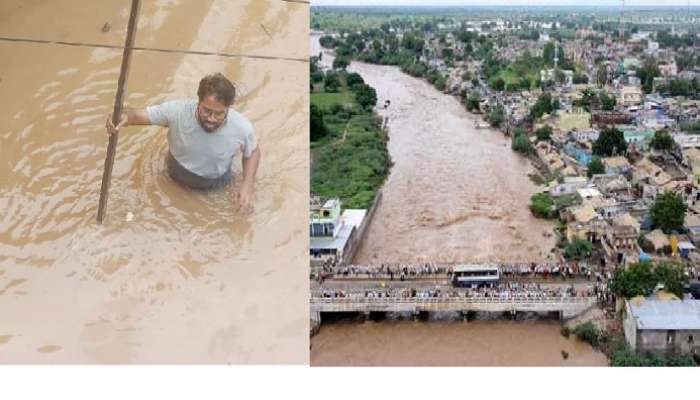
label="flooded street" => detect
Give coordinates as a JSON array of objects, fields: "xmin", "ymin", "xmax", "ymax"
[
  {"xmin": 0, "ymin": 0, "xmax": 309, "ymax": 363},
  {"xmin": 309, "ymin": 35, "xmax": 605, "ymax": 366},
  {"xmin": 312, "ymin": 319, "xmax": 607, "ymax": 366},
  {"xmin": 350, "ymin": 62, "xmax": 557, "ymax": 264}
]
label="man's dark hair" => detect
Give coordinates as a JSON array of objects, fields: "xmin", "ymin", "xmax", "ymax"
[{"xmin": 197, "ymin": 73, "xmax": 236, "ymax": 106}]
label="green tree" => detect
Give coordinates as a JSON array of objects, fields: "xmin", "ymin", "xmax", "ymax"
[
  {"xmin": 319, "ymin": 35, "xmax": 336, "ymax": 48},
  {"xmin": 530, "ymin": 192, "xmax": 555, "ymax": 219},
  {"xmin": 659, "ymin": 78, "xmax": 700, "ymax": 97},
  {"xmin": 649, "ymin": 130, "xmax": 674, "ymax": 151},
  {"xmin": 400, "ymin": 32, "xmax": 424, "ymax": 53},
  {"xmin": 505, "ymin": 82, "xmax": 520, "ymax": 92},
  {"xmin": 599, "ymin": 91, "xmax": 617, "ymax": 111},
  {"xmin": 488, "ymin": 104, "xmax": 505, "ymax": 128},
  {"xmin": 354, "ymin": 84, "xmax": 377, "ymax": 110},
  {"xmin": 564, "ymin": 239, "xmax": 594, "ymax": 260},
  {"xmin": 654, "ymin": 262, "xmax": 688, "ymax": 298},
  {"xmin": 346, "ymin": 72, "xmax": 364, "ymax": 88},
  {"xmin": 333, "ymin": 56, "xmax": 349, "ymax": 70},
  {"xmin": 491, "ymin": 77, "xmax": 505, "ymax": 91},
  {"xmin": 592, "ymin": 126, "xmax": 627, "ymax": 157},
  {"xmin": 530, "ymin": 93, "xmax": 554, "ymax": 120},
  {"xmin": 651, "ymin": 192, "xmax": 687, "ymax": 233},
  {"xmin": 609, "ymin": 261, "xmax": 658, "ymax": 298},
  {"xmin": 324, "ymin": 72, "xmax": 341, "ymax": 92},
  {"xmin": 310, "ymin": 104, "xmax": 328, "ymax": 142},
  {"xmin": 511, "ymin": 131, "xmax": 532, "ymax": 154},
  {"xmin": 572, "ymin": 322, "xmax": 603, "ymax": 348},
  {"xmin": 534, "ymin": 125, "xmax": 552, "ymax": 142},
  {"xmin": 573, "ymin": 71, "xmax": 589, "ymax": 84},
  {"xmin": 543, "ymin": 42, "xmax": 555, "ymax": 67},
  {"xmin": 465, "ymin": 93, "xmax": 481, "ymax": 112},
  {"xmin": 519, "ymin": 77, "xmax": 532, "ymax": 90},
  {"xmin": 587, "ymin": 156, "xmax": 605, "ymax": 178},
  {"xmin": 636, "ymin": 58, "xmax": 660, "ymax": 94}
]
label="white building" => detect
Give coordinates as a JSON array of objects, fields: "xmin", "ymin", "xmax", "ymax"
[{"xmin": 310, "ymin": 198, "xmax": 367, "ymax": 263}]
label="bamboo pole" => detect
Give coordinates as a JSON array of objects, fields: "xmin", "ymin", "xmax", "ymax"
[{"xmin": 97, "ymin": 0, "xmax": 141, "ymax": 223}]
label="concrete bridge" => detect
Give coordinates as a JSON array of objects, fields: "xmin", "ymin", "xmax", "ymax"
[{"xmin": 310, "ymin": 296, "xmax": 598, "ymax": 323}]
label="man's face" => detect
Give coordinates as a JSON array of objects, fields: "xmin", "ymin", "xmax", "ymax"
[{"xmin": 197, "ymin": 95, "xmax": 229, "ymax": 133}]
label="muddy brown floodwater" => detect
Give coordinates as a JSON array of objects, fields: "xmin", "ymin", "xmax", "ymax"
[
  {"xmin": 309, "ymin": 34, "xmax": 605, "ymax": 366},
  {"xmin": 0, "ymin": 0, "xmax": 309, "ymax": 363},
  {"xmin": 311, "ymin": 319, "xmax": 608, "ymax": 367},
  {"xmin": 349, "ymin": 61, "xmax": 557, "ymax": 264}
]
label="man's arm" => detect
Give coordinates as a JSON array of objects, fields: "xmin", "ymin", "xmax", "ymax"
[
  {"xmin": 236, "ymin": 147, "xmax": 261, "ymax": 212},
  {"xmin": 106, "ymin": 107, "xmax": 152, "ymax": 135}
]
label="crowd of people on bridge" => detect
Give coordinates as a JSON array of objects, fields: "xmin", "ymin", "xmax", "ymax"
[
  {"xmin": 313, "ymin": 261, "xmax": 609, "ymax": 283},
  {"xmin": 318, "ymin": 263, "xmax": 449, "ymax": 281}
]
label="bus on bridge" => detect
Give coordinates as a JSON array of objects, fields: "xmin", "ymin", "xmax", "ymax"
[{"xmin": 452, "ymin": 265, "xmax": 499, "ymax": 288}]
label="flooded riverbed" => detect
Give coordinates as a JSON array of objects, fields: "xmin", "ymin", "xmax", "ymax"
[
  {"xmin": 312, "ymin": 318, "xmax": 608, "ymax": 366},
  {"xmin": 350, "ymin": 61, "xmax": 557, "ymax": 264},
  {"xmin": 0, "ymin": 0, "xmax": 309, "ymax": 363}
]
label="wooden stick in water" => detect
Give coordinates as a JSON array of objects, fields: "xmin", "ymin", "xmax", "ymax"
[{"xmin": 97, "ymin": 0, "xmax": 141, "ymax": 223}]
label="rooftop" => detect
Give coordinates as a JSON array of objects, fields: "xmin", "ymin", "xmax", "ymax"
[{"xmin": 628, "ymin": 299, "xmax": 700, "ymax": 331}]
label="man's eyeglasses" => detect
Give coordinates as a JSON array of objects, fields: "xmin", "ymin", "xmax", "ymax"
[{"xmin": 198, "ymin": 103, "xmax": 228, "ymax": 121}]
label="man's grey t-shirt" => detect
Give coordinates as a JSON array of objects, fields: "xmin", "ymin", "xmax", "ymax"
[{"xmin": 146, "ymin": 99, "xmax": 256, "ymax": 179}]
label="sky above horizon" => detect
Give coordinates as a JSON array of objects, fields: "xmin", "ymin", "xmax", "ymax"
[{"xmin": 312, "ymin": 0, "xmax": 699, "ymax": 6}]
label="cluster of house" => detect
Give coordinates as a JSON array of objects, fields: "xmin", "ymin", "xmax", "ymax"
[{"xmin": 525, "ymin": 85, "xmax": 700, "ymax": 265}]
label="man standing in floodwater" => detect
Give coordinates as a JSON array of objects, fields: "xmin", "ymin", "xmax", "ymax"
[{"xmin": 106, "ymin": 73, "xmax": 260, "ymax": 212}]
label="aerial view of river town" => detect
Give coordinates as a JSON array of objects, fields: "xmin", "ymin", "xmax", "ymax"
[
  {"xmin": 0, "ymin": 0, "xmax": 309, "ymax": 363},
  {"xmin": 309, "ymin": 2, "xmax": 700, "ymax": 366}
]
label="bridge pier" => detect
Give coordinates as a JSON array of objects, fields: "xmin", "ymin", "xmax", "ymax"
[
  {"xmin": 503, "ymin": 310, "xmax": 517, "ymax": 320},
  {"xmin": 368, "ymin": 311, "xmax": 387, "ymax": 321},
  {"xmin": 310, "ymin": 310, "xmax": 322, "ymax": 336},
  {"xmin": 414, "ymin": 311, "xmax": 430, "ymax": 321},
  {"xmin": 311, "ymin": 310, "xmax": 321, "ymax": 324}
]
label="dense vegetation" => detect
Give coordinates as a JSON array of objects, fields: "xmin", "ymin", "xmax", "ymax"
[
  {"xmin": 592, "ymin": 126, "xmax": 627, "ymax": 157},
  {"xmin": 587, "ymin": 156, "xmax": 605, "ymax": 177},
  {"xmin": 650, "ymin": 192, "xmax": 687, "ymax": 234},
  {"xmin": 529, "ymin": 192, "xmax": 555, "ymax": 219},
  {"xmin": 310, "ymin": 62, "xmax": 391, "ymax": 209}
]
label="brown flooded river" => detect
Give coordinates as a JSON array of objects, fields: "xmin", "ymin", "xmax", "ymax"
[
  {"xmin": 312, "ymin": 34, "xmax": 556, "ymax": 264},
  {"xmin": 309, "ymin": 34, "xmax": 605, "ymax": 366},
  {"xmin": 0, "ymin": 1, "xmax": 309, "ymax": 363},
  {"xmin": 312, "ymin": 318, "xmax": 607, "ymax": 366},
  {"xmin": 349, "ymin": 63, "xmax": 556, "ymax": 264}
]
